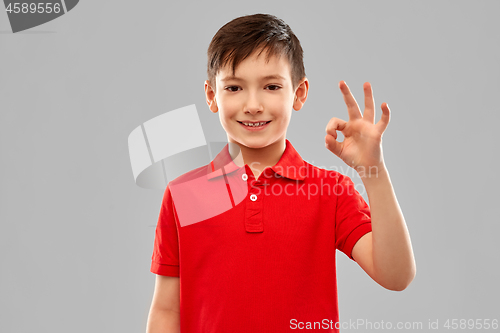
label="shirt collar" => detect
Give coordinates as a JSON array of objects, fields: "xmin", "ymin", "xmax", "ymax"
[{"xmin": 206, "ymin": 139, "xmax": 306, "ymax": 181}]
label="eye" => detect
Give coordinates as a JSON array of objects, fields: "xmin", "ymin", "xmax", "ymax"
[
  {"xmin": 225, "ymin": 86, "xmax": 240, "ymax": 92},
  {"xmin": 266, "ymin": 85, "xmax": 281, "ymax": 91}
]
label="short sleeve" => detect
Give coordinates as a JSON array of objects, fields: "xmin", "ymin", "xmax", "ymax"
[
  {"xmin": 335, "ymin": 173, "xmax": 372, "ymax": 261},
  {"xmin": 150, "ymin": 184, "xmax": 180, "ymax": 277}
]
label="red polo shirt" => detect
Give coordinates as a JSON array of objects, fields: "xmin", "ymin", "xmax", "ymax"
[{"xmin": 151, "ymin": 139, "xmax": 372, "ymax": 333}]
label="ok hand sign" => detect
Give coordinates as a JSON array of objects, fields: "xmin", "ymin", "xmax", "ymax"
[{"xmin": 325, "ymin": 81, "xmax": 390, "ymax": 175}]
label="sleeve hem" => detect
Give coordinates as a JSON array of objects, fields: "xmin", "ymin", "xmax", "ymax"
[
  {"xmin": 150, "ymin": 261, "xmax": 180, "ymax": 277},
  {"xmin": 343, "ymin": 222, "xmax": 372, "ymax": 261}
]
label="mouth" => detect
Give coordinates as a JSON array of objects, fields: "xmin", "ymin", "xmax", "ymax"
[
  {"xmin": 237, "ymin": 120, "xmax": 272, "ymax": 131},
  {"xmin": 237, "ymin": 120, "xmax": 271, "ymax": 127}
]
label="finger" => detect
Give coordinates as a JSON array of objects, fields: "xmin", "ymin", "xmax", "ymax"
[
  {"xmin": 376, "ymin": 103, "xmax": 391, "ymax": 133},
  {"xmin": 325, "ymin": 134, "xmax": 344, "ymax": 157},
  {"xmin": 325, "ymin": 117, "xmax": 347, "ymax": 139},
  {"xmin": 363, "ymin": 82, "xmax": 375, "ymax": 124},
  {"xmin": 339, "ymin": 81, "xmax": 362, "ymax": 120}
]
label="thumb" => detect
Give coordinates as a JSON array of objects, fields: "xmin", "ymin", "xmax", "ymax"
[{"xmin": 325, "ymin": 134, "xmax": 344, "ymax": 157}]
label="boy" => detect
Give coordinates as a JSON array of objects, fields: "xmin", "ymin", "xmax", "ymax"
[{"xmin": 146, "ymin": 13, "xmax": 416, "ymax": 333}]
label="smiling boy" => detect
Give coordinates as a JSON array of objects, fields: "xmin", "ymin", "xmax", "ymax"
[{"xmin": 147, "ymin": 13, "xmax": 416, "ymax": 333}]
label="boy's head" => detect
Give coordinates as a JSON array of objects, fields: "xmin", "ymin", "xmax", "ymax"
[
  {"xmin": 206, "ymin": 13, "xmax": 306, "ymax": 94},
  {"xmin": 204, "ymin": 13, "xmax": 309, "ymax": 151}
]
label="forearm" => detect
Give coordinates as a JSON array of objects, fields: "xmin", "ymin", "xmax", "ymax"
[
  {"xmin": 360, "ymin": 164, "xmax": 416, "ymax": 291},
  {"xmin": 146, "ymin": 307, "xmax": 180, "ymax": 333}
]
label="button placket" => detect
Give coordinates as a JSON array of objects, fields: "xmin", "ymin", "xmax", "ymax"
[{"xmin": 245, "ymin": 172, "xmax": 263, "ymax": 233}]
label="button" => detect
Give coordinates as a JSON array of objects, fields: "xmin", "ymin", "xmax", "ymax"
[
  {"xmin": 242, "ymin": 173, "xmax": 248, "ymax": 181},
  {"xmin": 250, "ymin": 194, "xmax": 257, "ymax": 201}
]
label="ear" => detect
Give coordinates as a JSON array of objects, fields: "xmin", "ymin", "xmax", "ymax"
[
  {"xmin": 205, "ymin": 80, "xmax": 218, "ymax": 113},
  {"xmin": 293, "ymin": 77, "xmax": 309, "ymax": 111}
]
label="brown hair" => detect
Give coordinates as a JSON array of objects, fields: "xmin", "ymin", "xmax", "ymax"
[{"xmin": 207, "ymin": 13, "xmax": 306, "ymax": 93}]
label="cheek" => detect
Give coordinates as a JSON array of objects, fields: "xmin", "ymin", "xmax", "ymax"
[
  {"xmin": 281, "ymin": 116, "xmax": 292, "ymax": 126},
  {"xmin": 217, "ymin": 100, "xmax": 239, "ymax": 117},
  {"xmin": 218, "ymin": 111, "xmax": 236, "ymax": 129},
  {"xmin": 279, "ymin": 112, "xmax": 293, "ymax": 127}
]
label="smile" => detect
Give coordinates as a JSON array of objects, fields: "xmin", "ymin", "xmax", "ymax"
[{"xmin": 237, "ymin": 120, "xmax": 271, "ymax": 130}]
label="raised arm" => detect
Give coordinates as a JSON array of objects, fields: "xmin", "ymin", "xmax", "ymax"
[{"xmin": 326, "ymin": 81, "xmax": 416, "ymax": 291}]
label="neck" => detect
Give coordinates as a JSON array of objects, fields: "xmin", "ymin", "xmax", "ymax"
[{"xmin": 228, "ymin": 136, "xmax": 286, "ymax": 175}]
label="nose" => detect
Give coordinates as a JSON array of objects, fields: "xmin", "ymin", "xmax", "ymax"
[{"xmin": 244, "ymin": 93, "xmax": 263, "ymax": 115}]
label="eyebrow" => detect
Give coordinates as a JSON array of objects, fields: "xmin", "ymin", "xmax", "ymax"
[{"xmin": 220, "ymin": 74, "xmax": 287, "ymax": 82}]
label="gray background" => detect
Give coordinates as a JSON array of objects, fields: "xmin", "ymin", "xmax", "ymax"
[{"xmin": 1, "ymin": 0, "xmax": 499, "ymax": 332}]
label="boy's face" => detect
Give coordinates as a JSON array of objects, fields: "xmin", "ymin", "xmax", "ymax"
[{"xmin": 205, "ymin": 48, "xmax": 308, "ymax": 151}]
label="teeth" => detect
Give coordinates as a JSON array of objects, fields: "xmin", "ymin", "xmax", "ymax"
[{"xmin": 242, "ymin": 122, "xmax": 267, "ymax": 127}]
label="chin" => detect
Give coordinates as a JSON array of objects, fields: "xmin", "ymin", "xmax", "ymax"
[{"xmin": 240, "ymin": 138, "xmax": 273, "ymax": 149}]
